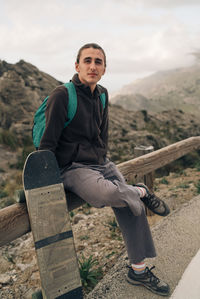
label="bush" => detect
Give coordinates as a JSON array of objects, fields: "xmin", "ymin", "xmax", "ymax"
[
  {"xmin": 195, "ymin": 181, "xmax": 200, "ymax": 194},
  {"xmin": 79, "ymin": 255, "xmax": 102, "ymax": 292},
  {"xmin": 0, "ymin": 197, "xmax": 15, "ymax": 209},
  {"xmin": 9, "ymin": 145, "xmax": 34, "ymax": 170},
  {"xmin": 159, "ymin": 178, "xmax": 169, "ymax": 185},
  {"xmin": 0, "ymin": 130, "xmax": 18, "ymax": 150},
  {"xmin": 0, "ymin": 190, "xmax": 8, "ymax": 199}
]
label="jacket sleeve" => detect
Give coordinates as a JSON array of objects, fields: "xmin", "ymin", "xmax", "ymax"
[
  {"xmin": 99, "ymin": 89, "xmax": 109, "ymax": 152},
  {"xmin": 39, "ymin": 86, "xmax": 69, "ymax": 152}
]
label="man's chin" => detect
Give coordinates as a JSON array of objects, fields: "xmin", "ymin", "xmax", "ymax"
[{"xmin": 87, "ymin": 78, "xmax": 100, "ymax": 85}]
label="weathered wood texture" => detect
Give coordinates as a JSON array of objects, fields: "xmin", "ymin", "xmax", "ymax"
[
  {"xmin": 118, "ymin": 136, "xmax": 200, "ymax": 180},
  {"xmin": 25, "ymin": 183, "xmax": 82, "ymax": 298},
  {"xmin": 0, "ymin": 203, "xmax": 30, "ymax": 246},
  {"xmin": 1, "ymin": 136, "xmax": 200, "ymax": 247},
  {"xmin": 134, "ymin": 145, "xmax": 155, "ymax": 216},
  {"xmin": 0, "ymin": 192, "xmax": 85, "ymax": 247}
]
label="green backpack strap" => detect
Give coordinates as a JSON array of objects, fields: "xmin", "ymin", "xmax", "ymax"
[
  {"xmin": 65, "ymin": 83, "xmax": 106, "ymax": 123},
  {"xmin": 63, "ymin": 82, "xmax": 77, "ymax": 128},
  {"xmin": 100, "ymin": 92, "xmax": 106, "ymax": 109}
]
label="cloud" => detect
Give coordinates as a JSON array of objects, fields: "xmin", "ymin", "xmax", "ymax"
[
  {"xmin": 0, "ymin": 0, "xmax": 200, "ymax": 92},
  {"xmin": 115, "ymin": 0, "xmax": 200, "ymax": 9}
]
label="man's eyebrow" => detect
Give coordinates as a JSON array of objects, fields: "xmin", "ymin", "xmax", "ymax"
[
  {"xmin": 83, "ymin": 57, "xmax": 103, "ymax": 62},
  {"xmin": 83, "ymin": 56, "xmax": 92, "ymax": 61}
]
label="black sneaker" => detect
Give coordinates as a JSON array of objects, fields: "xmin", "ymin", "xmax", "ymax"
[
  {"xmin": 135, "ymin": 183, "xmax": 170, "ymax": 216},
  {"xmin": 127, "ymin": 266, "xmax": 170, "ymax": 296}
]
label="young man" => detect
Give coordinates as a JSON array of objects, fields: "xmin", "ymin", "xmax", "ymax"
[{"xmin": 39, "ymin": 43, "xmax": 170, "ymax": 296}]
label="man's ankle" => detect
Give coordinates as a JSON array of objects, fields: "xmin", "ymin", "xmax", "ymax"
[{"xmin": 131, "ymin": 262, "xmax": 146, "ymax": 274}]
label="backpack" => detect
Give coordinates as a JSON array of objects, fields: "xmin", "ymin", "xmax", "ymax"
[{"xmin": 32, "ymin": 82, "xmax": 106, "ymax": 149}]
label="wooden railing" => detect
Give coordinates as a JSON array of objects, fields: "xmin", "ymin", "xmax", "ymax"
[{"xmin": 0, "ymin": 136, "xmax": 200, "ymax": 247}]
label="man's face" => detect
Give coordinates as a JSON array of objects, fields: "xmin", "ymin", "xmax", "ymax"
[{"xmin": 75, "ymin": 47, "xmax": 106, "ymax": 92}]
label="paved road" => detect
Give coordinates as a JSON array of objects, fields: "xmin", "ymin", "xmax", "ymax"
[
  {"xmin": 170, "ymin": 249, "xmax": 200, "ymax": 299},
  {"xmin": 86, "ymin": 195, "xmax": 200, "ymax": 299}
]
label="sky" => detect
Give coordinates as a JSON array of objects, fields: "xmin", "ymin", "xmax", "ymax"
[{"xmin": 0, "ymin": 0, "xmax": 200, "ymax": 94}]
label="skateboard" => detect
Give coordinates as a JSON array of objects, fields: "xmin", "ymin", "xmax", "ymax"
[{"xmin": 23, "ymin": 150, "xmax": 83, "ymax": 299}]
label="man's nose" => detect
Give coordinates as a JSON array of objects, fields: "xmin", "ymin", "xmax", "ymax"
[{"xmin": 90, "ymin": 61, "xmax": 96, "ymax": 70}]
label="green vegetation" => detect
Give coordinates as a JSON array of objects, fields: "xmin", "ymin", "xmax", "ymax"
[
  {"xmin": 82, "ymin": 203, "xmax": 92, "ymax": 215},
  {"xmin": 107, "ymin": 217, "xmax": 118, "ymax": 231},
  {"xmin": 0, "ymin": 197, "xmax": 15, "ymax": 209},
  {"xmin": 9, "ymin": 145, "xmax": 34, "ymax": 170},
  {"xmin": 159, "ymin": 177, "xmax": 169, "ymax": 185},
  {"xmin": 0, "ymin": 130, "xmax": 18, "ymax": 150},
  {"xmin": 177, "ymin": 183, "xmax": 190, "ymax": 189},
  {"xmin": 105, "ymin": 251, "xmax": 116, "ymax": 259},
  {"xmin": 194, "ymin": 160, "xmax": 200, "ymax": 171},
  {"xmin": 106, "ymin": 217, "xmax": 122, "ymax": 240},
  {"xmin": 0, "ymin": 170, "xmax": 22, "ymax": 208},
  {"xmin": 69, "ymin": 211, "xmax": 75, "ymax": 218},
  {"xmin": 79, "ymin": 255, "xmax": 102, "ymax": 292},
  {"xmin": 3, "ymin": 248, "xmax": 15, "ymax": 264},
  {"xmin": 173, "ymin": 169, "xmax": 187, "ymax": 177},
  {"xmin": 0, "ymin": 190, "xmax": 8, "ymax": 199},
  {"xmin": 195, "ymin": 181, "xmax": 200, "ymax": 194},
  {"xmin": 80, "ymin": 235, "xmax": 90, "ymax": 241}
]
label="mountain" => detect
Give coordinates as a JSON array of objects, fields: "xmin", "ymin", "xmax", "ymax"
[
  {"xmin": 0, "ymin": 59, "xmax": 62, "ymax": 140},
  {"xmin": 0, "ymin": 60, "xmax": 200, "ymax": 172},
  {"xmin": 111, "ymin": 65, "xmax": 200, "ymax": 115}
]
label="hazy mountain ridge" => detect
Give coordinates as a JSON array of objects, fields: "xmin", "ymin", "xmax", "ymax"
[{"xmin": 111, "ymin": 65, "xmax": 200, "ymax": 114}]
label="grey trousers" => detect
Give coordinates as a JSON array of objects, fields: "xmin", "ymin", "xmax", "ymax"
[{"xmin": 61, "ymin": 160, "xmax": 156, "ymax": 263}]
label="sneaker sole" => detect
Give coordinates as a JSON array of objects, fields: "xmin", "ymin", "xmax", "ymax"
[
  {"xmin": 126, "ymin": 275, "xmax": 170, "ymax": 297},
  {"xmin": 149, "ymin": 205, "xmax": 170, "ymax": 217},
  {"xmin": 134, "ymin": 183, "xmax": 171, "ymax": 217}
]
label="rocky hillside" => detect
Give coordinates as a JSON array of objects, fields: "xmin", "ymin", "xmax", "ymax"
[
  {"xmin": 111, "ymin": 65, "xmax": 200, "ymax": 115},
  {"xmin": 0, "ymin": 60, "xmax": 62, "ymax": 140},
  {"xmin": 0, "ymin": 60, "xmax": 199, "ymax": 157},
  {"xmin": 108, "ymin": 106, "xmax": 200, "ymax": 164}
]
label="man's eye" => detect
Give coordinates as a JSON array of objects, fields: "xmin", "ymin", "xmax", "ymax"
[
  {"xmin": 84, "ymin": 59, "xmax": 91, "ymax": 63},
  {"xmin": 95, "ymin": 60, "xmax": 102, "ymax": 65}
]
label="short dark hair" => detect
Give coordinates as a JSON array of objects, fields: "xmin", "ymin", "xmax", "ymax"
[{"xmin": 76, "ymin": 43, "xmax": 107, "ymax": 67}]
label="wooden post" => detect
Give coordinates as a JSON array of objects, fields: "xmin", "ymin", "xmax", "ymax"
[{"xmin": 134, "ymin": 145, "xmax": 154, "ymax": 216}]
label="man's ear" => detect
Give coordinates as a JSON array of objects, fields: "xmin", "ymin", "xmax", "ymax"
[
  {"xmin": 75, "ymin": 62, "xmax": 79, "ymax": 72},
  {"xmin": 101, "ymin": 66, "xmax": 106, "ymax": 76}
]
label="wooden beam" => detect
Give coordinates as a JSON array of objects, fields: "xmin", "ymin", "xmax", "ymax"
[
  {"xmin": 0, "ymin": 192, "xmax": 85, "ymax": 247},
  {"xmin": 0, "ymin": 203, "xmax": 30, "ymax": 247},
  {"xmin": 118, "ymin": 136, "xmax": 200, "ymax": 180},
  {"xmin": 1, "ymin": 136, "xmax": 200, "ymax": 247}
]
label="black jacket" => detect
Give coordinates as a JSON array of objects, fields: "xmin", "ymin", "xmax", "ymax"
[{"xmin": 39, "ymin": 74, "xmax": 109, "ymax": 168}]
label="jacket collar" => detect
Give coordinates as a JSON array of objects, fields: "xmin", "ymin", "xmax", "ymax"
[{"xmin": 71, "ymin": 73, "xmax": 101, "ymax": 97}]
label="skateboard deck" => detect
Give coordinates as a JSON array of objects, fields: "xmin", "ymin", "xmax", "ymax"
[{"xmin": 23, "ymin": 150, "xmax": 83, "ymax": 299}]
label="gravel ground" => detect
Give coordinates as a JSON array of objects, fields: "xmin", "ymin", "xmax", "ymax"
[{"xmin": 0, "ymin": 167, "xmax": 200, "ymax": 298}]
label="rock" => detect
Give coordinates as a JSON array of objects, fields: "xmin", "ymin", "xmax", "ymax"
[
  {"xmin": 0, "ymin": 274, "xmax": 12, "ymax": 285},
  {"xmin": 23, "ymin": 288, "xmax": 35, "ymax": 299},
  {"xmin": 0, "ymin": 257, "xmax": 11, "ymax": 273},
  {"xmin": 77, "ymin": 245, "xmax": 85, "ymax": 251},
  {"xmin": 30, "ymin": 271, "xmax": 40, "ymax": 281},
  {"xmin": 88, "ymin": 223, "xmax": 95, "ymax": 230},
  {"xmin": 73, "ymin": 213, "xmax": 87, "ymax": 224},
  {"xmin": 16, "ymin": 263, "xmax": 30, "ymax": 272}
]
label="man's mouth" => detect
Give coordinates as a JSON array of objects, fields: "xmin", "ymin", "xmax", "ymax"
[{"xmin": 88, "ymin": 73, "xmax": 97, "ymax": 76}]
